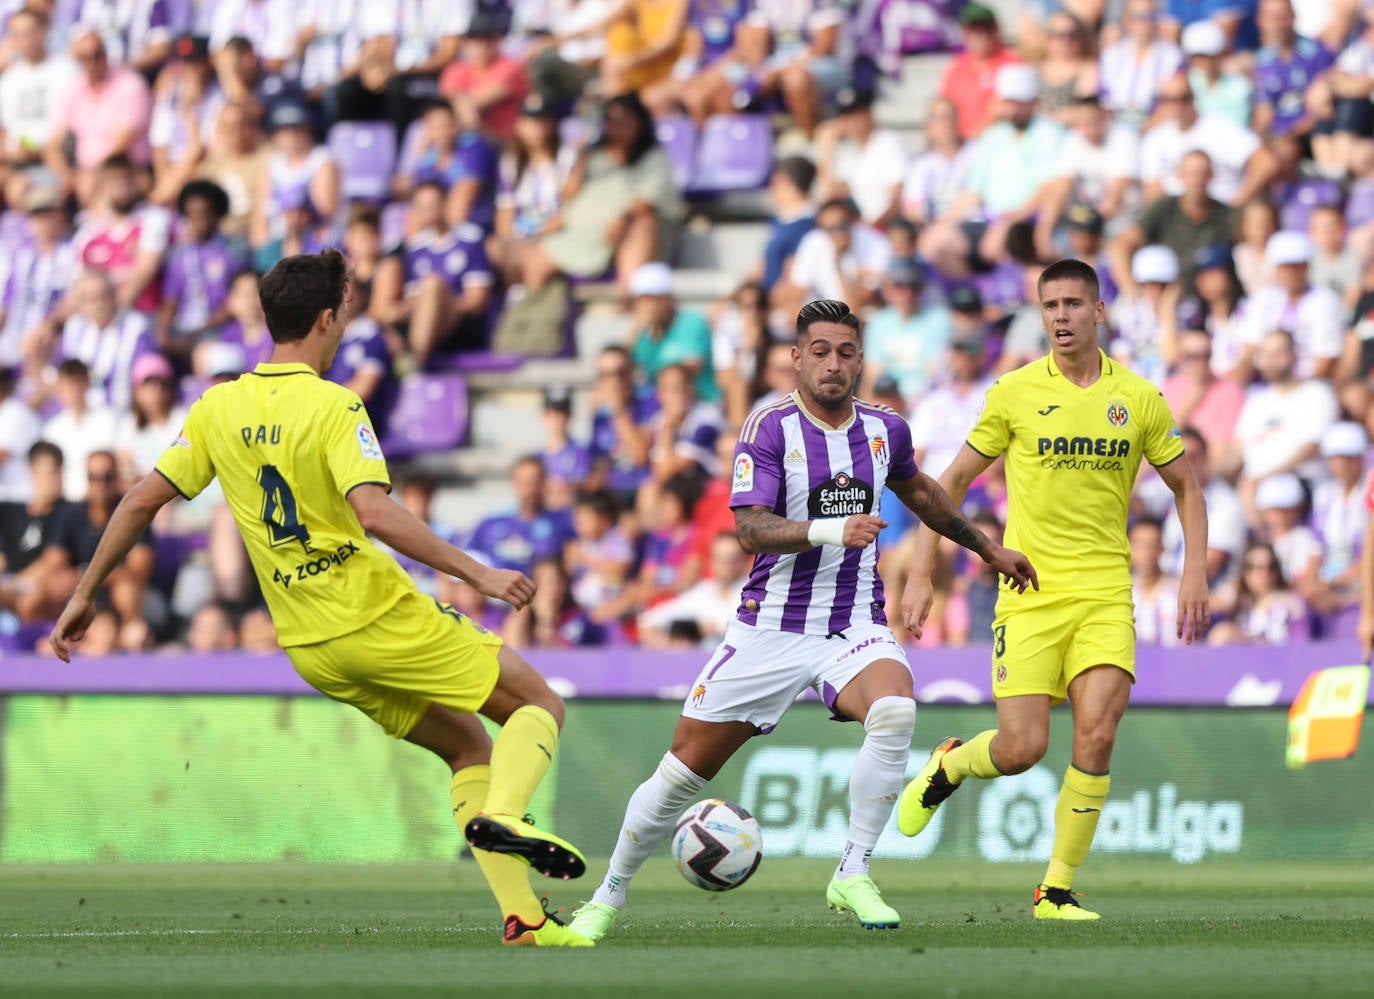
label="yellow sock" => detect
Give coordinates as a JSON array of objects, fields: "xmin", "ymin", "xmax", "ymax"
[
  {"xmin": 1043, "ymin": 765, "xmax": 1110, "ymax": 890},
  {"xmin": 941, "ymin": 730, "xmax": 1002, "ymax": 782},
  {"xmin": 451, "ymin": 765, "xmax": 543, "ymax": 923},
  {"xmin": 482, "ymin": 705, "xmax": 560, "ymax": 817}
]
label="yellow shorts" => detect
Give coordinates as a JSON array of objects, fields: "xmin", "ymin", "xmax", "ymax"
[
  {"xmin": 285, "ymin": 590, "xmax": 503, "ymax": 738},
  {"xmin": 990, "ymin": 592, "xmax": 1135, "ymax": 703}
]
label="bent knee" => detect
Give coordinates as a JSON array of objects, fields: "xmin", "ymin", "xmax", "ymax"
[{"xmin": 993, "ymin": 734, "xmax": 1049, "ymax": 775}]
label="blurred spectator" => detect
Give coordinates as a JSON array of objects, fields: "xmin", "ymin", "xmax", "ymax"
[
  {"xmin": 1307, "ymin": 204, "xmax": 1360, "ymax": 308},
  {"xmin": 1233, "ymin": 196, "xmax": 1278, "ymax": 294},
  {"xmin": 588, "ymin": 343, "xmax": 655, "ymax": 505},
  {"xmin": 751, "ymin": 1, "xmax": 854, "ymax": 140},
  {"xmin": 149, "ymin": 35, "xmax": 220, "ymax": 202},
  {"xmin": 438, "ymin": 14, "xmax": 530, "ymax": 143},
  {"xmin": 628, "ymin": 262, "xmax": 717, "ymax": 402},
  {"xmin": 710, "ymin": 282, "xmax": 773, "ymax": 428},
  {"xmin": 538, "ymin": 385, "xmax": 593, "ymax": 510},
  {"xmin": 324, "ymin": 289, "xmax": 396, "ymax": 441},
  {"xmin": 645, "ymin": 361, "xmax": 724, "ymax": 502},
  {"xmin": 1182, "ymin": 18, "xmax": 1253, "ymax": 127},
  {"xmin": 158, "ymin": 179, "xmax": 246, "ymax": 363},
  {"xmin": 0, "ymin": 367, "xmax": 40, "ymax": 501},
  {"xmin": 1160, "ymin": 1, "xmax": 1261, "ymax": 49},
  {"xmin": 0, "ymin": 9, "xmax": 76, "ymax": 178},
  {"xmin": 237, "ymin": 605, "xmax": 280, "ymax": 652},
  {"xmin": 52, "ymin": 448, "xmax": 154, "ymax": 648},
  {"xmin": 566, "ymin": 487, "xmax": 634, "ymax": 612},
  {"xmin": 207, "ymin": 0, "xmax": 292, "ymax": 72},
  {"xmin": 1227, "ymin": 329, "xmax": 1338, "ymax": 494},
  {"xmin": 1130, "ymin": 516, "xmax": 1180, "ymax": 647},
  {"xmin": 521, "ymin": 92, "xmax": 684, "ymax": 298},
  {"xmin": 961, "ymin": 508, "xmax": 1004, "ymax": 642},
  {"xmin": 672, "ymin": 2, "xmax": 770, "ymax": 125},
  {"xmin": 595, "ymin": 471, "xmax": 703, "ymax": 626},
  {"xmin": 919, "ymin": 64, "xmax": 1064, "ymax": 277},
  {"xmin": 997, "ymin": 262, "xmax": 1055, "ymax": 371},
  {"xmin": 1138, "ymin": 72, "xmax": 1277, "ymax": 206},
  {"xmin": 938, "ymin": 3, "xmax": 1020, "ymax": 139},
  {"xmin": 1063, "ymin": 205, "xmax": 1119, "ymax": 302},
  {"xmin": 370, "ymin": 181, "xmax": 493, "ymax": 368},
  {"xmin": 815, "ymin": 86, "xmax": 907, "ymax": 227},
  {"xmin": 908, "ymin": 325, "xmax": 994, "ymax": 478},
  {"xmin": 1308, "ymin": 421, "xmax": 1368, "ymax": 612},
  {"xmin": 1256, "ymin": 472, "xmax": 1323, "ymax": 591},
  {"xmin": 290, "ymin": 0, "xmax": 387, "ymax": 109},
  {"xmin": 774, "ymin": 196, "xmax": 889, "ymax": 316},
  {"xmin": 488, "ymin": 93, "xmax": 573, "ymax": 284},
  {"xmin": 73, "ymin": 154, "xmax": 171, "ymax": 313},
  {"xmin": 1252, "ymin": 0, "xmax": 1332, "ymax": 141},
  {"xmin": 54, "ymin": 269, "xmax": 156, "ymax": 411},
  {"xmin": 898, "ymin": 97, "xmax": 969, "ymax": 226},
  {"xmin": 758, "ymin": 155, "xmax": 817, "ymax": 294},
  {"xmin": 0, "ymin": 441, "xmax": 75, "ymax": 622},
  {"xmin": 638, "ymin": 529, "xmax": 747, "ymax": 647},
  {"xmin": 1243, "ymin": 230, "xmax": 1343, "ymax": 379},
  {"xmin": 1311, "ymin": 2, "xmax": 1374, "ymax": 179},
  {"xmin": 1039, "ymin": 97, "xmax": 1138, "ymax": 247},
  {"xmin": 602, "ymin": 0, "xmax": 689, "ymax": 107},
  {"xmin": 192, "ymin": 99, "xmax": 269, "ymax": 239},
  {"xmin": 212, "ymin": 272, "xmax": 272, "ymax": 375},
  {"xmin": 1109, "ymin": 243, "xmax": 1179, "ymax": 380},
  {"xmin": 2, "ymin": 184, "xmax": 75, "ymax": 374},
  {"xmin": 186, "ymin": 601, "xmax": 238, "ymax": 652},
  {"xmin": 1100, "ymin": 0, "xmax": 1184, "ymax": 130},
  {"xmin": 1036, "ymin": 12, "xmax": 1098, "ymax": 124},
  {"xmin": 747, "ymin": 338, "xmax": 800, "ymax": 412},
  {"xmin": 45, "ymin": 28, "xmax": 152, "ymax": 203},
  {"xmin": 466, "ymin": 455, "xmax": 574, "ymax": 577},
  {"xmin": 1182, "ymin": 243, "xmax": 1250, "ymax": 377},
  {"xmin": 1162, "ymin": 427, "xmax": 1247, "ymax": 590},
  {"xmin": 342, "ymin": 203, "xmax": 383, "ymax": 301},
  {"xmin": 860, "ymin": 257, "xmax": 952, "ymax": 402},
  {"xmin": 1163, "ymin": 327, "xmax": 1245, "ymax": 451},
  {"xmin": 251, "ymin": 185, "xmax": 324, "ymax": 270},
  {"xmin": 250, "ymin": 101, "xmax": 338, "ymax": 249},
  {"xmin": 1210, "ymin": 540, "xmax": 1311, "ymax": 644},
  {"xmin": 115, "ymin": 352, "xmax": 185, "ymax": 482},
  {"xmin": 41, "ymin": 359, "xmax": 117, "ymax": 501},
  {"xmin": 1110, "ymin": 149, "xmax": 1236, "ymax": 298},
  {"xmin": 505, "ymin": 555, "xmax": 601, "ymax": 648},
  {"xmin": 374, "ymin": 475, "xmax": 456, "ymax": 598}
]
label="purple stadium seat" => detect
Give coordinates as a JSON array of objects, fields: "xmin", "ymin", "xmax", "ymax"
[
  {"xmin": 687, "ymin": 114, "xmax": 772, "ymax": 194},
  {"xmin": 1279, "ymin": 178, "xmax": 1343, "ymax": 233},
  {"xmin": 654, "ymin": 116, "xmax": 698, "ymax": 191},
  {"xmin": 328, "ymin": 121, "xmax": 398, "ymax": 201},
  {"xmin": 380, "ymin": 201, "xmax": 408, "ymax": 251},
  {"xmin": 397, "ymin": 118, "xmax": 427, "ymax": 177},
  {"xmin": 382, "ymin": 373, "xmax": 468, "ymax": 458},
  {"xmin": 451, "ymin": 353, "xmax": 527, "ymax": 373},
  {"xmin": 1345, "ymin": 179, "xmax": 1374, "ymax": 230}
]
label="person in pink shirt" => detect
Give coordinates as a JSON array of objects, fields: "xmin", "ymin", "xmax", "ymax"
[
  {"xmin": 1163, "ymin": 326, "xmax": 1245, "ymax": 455},
  {"xmin": 938, "ymin": 4, "xmax": 1021, "ymax": 140},
  {"xmin": 437, "ymin": 14, "xmax": 528, "ymax": 144},
  {"xmin": 44, "ymin": 29, "xmax": 152, "ymax": 205}
]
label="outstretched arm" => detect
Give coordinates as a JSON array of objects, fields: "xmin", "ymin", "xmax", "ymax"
[
  {"xmin": 733, "ymin": 505, "xmax": 886, "ymax": 556},
  {"xmin": 50, "ymin": 471, "xmax": 181, "ymax": 660}
]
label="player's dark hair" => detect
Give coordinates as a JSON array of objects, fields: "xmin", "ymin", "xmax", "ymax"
[
  {"xmin": 176, "ymin": 178, "xmax": 230, "ymax": 218},
  {"xmin": 772, "ymin": 155, "xmax": 817, "ymax": 196},
  {"xmin": 28, "ymin": 440, "xmax": 63, "ymax": 466},
  {"xmin": 797, "ymin": 299, "xmax": 861, "ymax": 340},
  {"xmin": 574, "ymin": 488, "xmax": 619, "ymax": 520},
  {"xmin": 1037, "ymin": 258, "xmax": 1101, "ymax": 303},
  {"xmin": 259, "ymin": 249, "xmax": 349, "ymax": 344}
]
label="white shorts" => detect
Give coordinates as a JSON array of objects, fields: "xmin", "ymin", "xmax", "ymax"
[{"xmin": 681, "ymin": 619, "xmax": 911, "ymax": 732}]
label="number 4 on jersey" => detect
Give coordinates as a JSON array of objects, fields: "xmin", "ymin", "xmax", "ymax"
[{"xmin": 257, "ymin": 464, "xmax": 312, "ymax": 552}]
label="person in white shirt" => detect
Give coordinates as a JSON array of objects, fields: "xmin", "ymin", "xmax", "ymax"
[
  {"xmin": 1308, "ymin": 421, "xmax": 1368, "ymax": 612},
  {"xmin": 1242, "ymin": 231, "xmax": 1344, "ymax": 380},
  {"xmin": 40, "ymin": 358, "xmax": 117, "ymax": 502},
  {"xmin": 0, "ymin": 367, "xmax": 41, "ymax": 502},
  {"xmin": 772, "ymin": 196, "xmax": 889, "ymax": 315},
  {"xmin": 899, "ymin": 97, "xmax": 970, "ymax": 225},
  {"xmin": 1130, "ymin": 516, "xmax": 1180, "ymax": 648},
  {"xmin": 1098, "ymin": 0, "xmax": 1184, "ymax": 131},
  {"xmin": 1256, "ymin": 472, "xmax": 1324, "ymax": 594},
  {"xmin": 638, "ymin": 531, "xmax": 750, "ymax": 647},
  {"xmin": 1161, "ymin": 427, "xmax": 1247, "ymax": 594},
  {"xmin": 815, "ymin": 86, "xmax": 907, "ymax": 227},
  {"xmin": 1139, "ymin": 71, "xmax": 1278, "ymax": 206},
  {"xmin": 0, "ymin": 8, "xmax": 75, "ymax": 170},
  {"xmin": 1036, "ymin": 95, "xmax": 1139, "ymax": 253},
  {"xmin": 907, "ymin": 327, "xmax": 992, "ymax": 479}
]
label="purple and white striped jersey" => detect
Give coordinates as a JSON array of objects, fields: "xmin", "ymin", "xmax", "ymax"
[{"xmin": 729, "ymin": 392, "xmax": 918, "ymax": 636}]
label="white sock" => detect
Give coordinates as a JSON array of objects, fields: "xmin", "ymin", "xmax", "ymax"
[
  {"xmin": 836, "ymin": 695, "xmax": 916, "ymax": 880},
  {"xmin": 592, "ymin": 752, "xmax": 707, "ymax": 908}
]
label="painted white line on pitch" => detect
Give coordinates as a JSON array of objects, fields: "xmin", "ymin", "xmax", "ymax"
[{"xmin": 4, "ymin": 926, "xmax": 468, "ymax": 940}]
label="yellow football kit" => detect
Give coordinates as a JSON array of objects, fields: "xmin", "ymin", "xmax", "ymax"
[
  {"xmin": 156, "ymin": 362, "xmax": 501, "ymax": 735},
  {"xmin": 965, "ymin": 350, "xmax": 1185, "ymax": 700}
]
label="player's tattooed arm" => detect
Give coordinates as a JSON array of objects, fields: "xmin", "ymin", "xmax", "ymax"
[
  {"xmin": 888, "ymin": 473, "xmax": 990, "ymax": 558},
  {"xmin": 733, "ymin": 506, "xmax": 816, "ymax": 554}
]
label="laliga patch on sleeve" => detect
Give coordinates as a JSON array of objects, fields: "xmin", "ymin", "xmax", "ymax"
[
  {"xmin": 171, "ymin": 429, "xmax": 190, "ymax": 448},
  {"xmin": 732, "ymin": 452, "xmax": 754, "ymax": 493},
  {"xmin": 356, "ymin": 422, "xmax": 384, "ymax": 460}
]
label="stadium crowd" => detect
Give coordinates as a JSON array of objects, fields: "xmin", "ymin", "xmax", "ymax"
[{"xmin": 1, "ymin": 0, "xmax": 1372, "ymax": 657}]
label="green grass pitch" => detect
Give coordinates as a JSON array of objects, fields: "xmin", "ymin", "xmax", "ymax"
[{"xmin": 3, "ymin": 859, "xmax": 1372, "ymax": 998}]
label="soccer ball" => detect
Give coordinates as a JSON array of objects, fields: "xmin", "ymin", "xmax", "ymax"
[{"xmin": 671, "ymin": 799, "xmax": 763, "ymax": 891}]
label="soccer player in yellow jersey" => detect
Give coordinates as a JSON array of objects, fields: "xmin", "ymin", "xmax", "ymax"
[
  {"xmin": 49, "ymin": 250, "xmax": 593, "ymax": 947},
  {"xmin": 895, "ymin": 258, "xmax": 1211, "ymax": 919}
]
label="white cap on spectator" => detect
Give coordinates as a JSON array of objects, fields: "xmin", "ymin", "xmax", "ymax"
[
  {"xmin": 1266, "ymin": 230, "xmax": 1314, "ymax": 266},
  {"xmin": 1256, "ymin": 474, "xmax": 1305, "ymax": 511},
  {"xmin": 995, "ymin": 64, "xmax": 1040, "ymax": 103},
  {"xmin": 204, "ymin": 342, "xmax": 246, "ymax": 378},
  {"xmin": 1131, "ymin": 245, "xmax": 1180, "ymax": 284},
  {"xmin": 1321, "ymin": 421, "xmax": 1369, "ymax": 458},
  {"xmin": 629, "ymin": 262, "xmax": 674, "ymax": 298},
  {"xmin": 1181, "ymin": 20, "xmax": 1226, "ymax": 57}
]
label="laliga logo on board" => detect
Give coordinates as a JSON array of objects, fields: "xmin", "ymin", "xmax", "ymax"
[{"xmin": 1107, "ymin": 401, "xmax": 1130, "ymax": 427}]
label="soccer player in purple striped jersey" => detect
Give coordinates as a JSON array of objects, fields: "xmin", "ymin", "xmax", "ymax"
[{"xmin": 569, "ymin": 300, "xmax": 1036, "ymax": 937}]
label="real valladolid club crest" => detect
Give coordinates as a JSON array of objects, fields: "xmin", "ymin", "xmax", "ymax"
[{"xmin": 1107, "ymin": 401, "xmax": 1130, "ymax": 428}]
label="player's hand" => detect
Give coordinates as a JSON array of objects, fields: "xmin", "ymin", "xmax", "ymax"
[
  {"xmin": 902, "ymin": 572, "xmax": 935, "ymax": 639},
  {"xmin": 984, "ymin": 543, "xmax": 1038, "ymax": 594},
  {"xmin": 1176, "ymin": 571, "xmax": 1211, "ymax": 645},
  {"xmin": 476, "ymin": 567, "xmax": 537, "ymax": 611},
  {"xmin": 842, "ymin": 514, "xmax": 887, "ymax": 549},
  {"xmin": 50, "ymin": 591, "xmax": 96, "ymax": 663}
]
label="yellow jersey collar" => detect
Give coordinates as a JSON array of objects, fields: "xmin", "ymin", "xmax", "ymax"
[
  {"xmin": 792, "ymin": 390, "xmax": 855, "ymax": 432},
  {"xmin": 251, "ymin": 362, "xmax": 319, "ymax": 378},
  {"xmin": 1045, "ymin": 348, "xmax": 1114, "ymax": 380}
]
